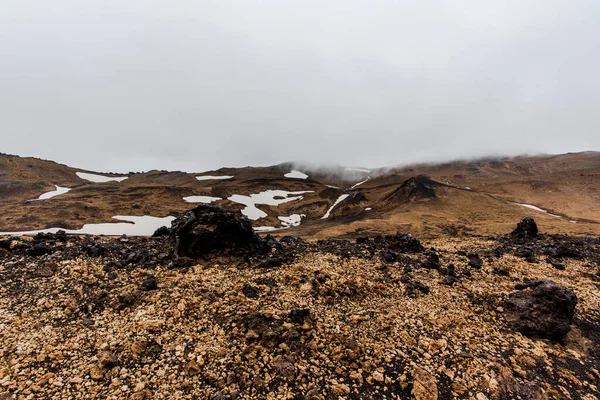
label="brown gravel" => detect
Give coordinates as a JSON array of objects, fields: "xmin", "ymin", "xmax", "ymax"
[{"xmin": 1, "ymin": 236, "xmax": 599, "ymax": 399}]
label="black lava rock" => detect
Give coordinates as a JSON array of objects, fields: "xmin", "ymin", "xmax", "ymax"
[
  {"xmin": 168, "ymin": 206, "xmax": 269, "ymax": 259},
  {"xmin": 141, "ymin": 274, "xmax": 158, "ymax": 291},
  {"xmin": 467, "ymin": 254, "xmax": 483, "ymax": 269},
  {"xmin": 242, "ymin": 284, "xmax": 259, "ymax": 299},
  {"xmin": 511, "ymin": 216, "xmax": 538, "ymax": 240},
  {"xmin": 381, "ymin": 251, "xmax": 398, "ymax": 264},
  {"xmin": 504, "ymin": 279, "xmax": 577, "ymax": 340},
  {"xmin": 288, "ymin": 309, "xmax": 310, "ymax": 324},
  {"xmin": 152, "ymin": 226, "xmax": 170, "ymax": 237}
]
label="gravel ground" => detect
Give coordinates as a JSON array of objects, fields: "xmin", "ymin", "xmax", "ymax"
[{"xmin": 1, "ymin": 234, "xmax": 599, "ymax": 399}]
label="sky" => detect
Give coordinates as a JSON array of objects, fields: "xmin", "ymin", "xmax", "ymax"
[{"xmin": 1, "ymin": 0, "xmax": 600, "ymax": 173}]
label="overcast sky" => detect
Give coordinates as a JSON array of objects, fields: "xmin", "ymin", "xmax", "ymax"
[{"xmin": 1, "ymin": 1, "xmax": 599, "ymax": 172}]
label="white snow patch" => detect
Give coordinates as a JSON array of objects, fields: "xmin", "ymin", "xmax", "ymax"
[
  {"xmin": 346, "ymin": 167, "xmax": 371, "ymax": 173},
  {"xmin": 326, "ymin": 185, "xmax": 341, "ymax": 189},
  {"xmin": 228, "ymin": 190, "xmax": 313, "ymax": 220},
  {"xmin": 570, "ymin": 220, "xmax": 578, "ymax": 224},
  {"xmin": 183, "ymin": 196, "xmax": 222, "ymax": 204},
  {"xmin": 517, "ymin": 203, "xmax": 561, "ymax": 218},
  {"xmin": 0, "ymin": 215, "xmax": 175, "ymax": 237},
  {"xmin": 365, "ymin": 207, "xmax": 372, "ymax": 211},
  {"xmin": 196, "ymin": 175, "xmax": 234, "ymax": 181},
  {"xmin": 351, "ymin": 177, "xmax": 370, "ymax": 189},
  {"xmin": 34, "ymin": 185, "xmax": 71, "ymax": 200},
  {"xmin": 322, "ymin": 194, "xmax": 350, "ymax": 219},
  {"xmin": 77, "ymin": 172, "xmax": 128, "ymax": 183},
  {"xmin": 254, "ymin": 226, "xmax": 278, "ymax": 232},
  {"xmin": 278, "ymin": 214, "xmax": 305, "ymax": 227},
  {"xmin": 284, "ymin": 170, "xmax": 308, "ymax": 179}
]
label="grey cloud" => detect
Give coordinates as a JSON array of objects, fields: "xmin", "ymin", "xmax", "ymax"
[{"xmin": 1, "ymin": 0, "xmax": 599, "ymax": 172}]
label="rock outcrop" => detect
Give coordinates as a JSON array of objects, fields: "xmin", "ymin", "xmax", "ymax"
[
  {"xmin": 511, "ymin": 216, "xmax": 538, "ymax": 240},
  {"xmin": 504, "ymin": 279, "xmax": 577, "ymax": 340},
  {"xmin": 168, "ymin": 205, "xmax": 269, "ymax": 259}
]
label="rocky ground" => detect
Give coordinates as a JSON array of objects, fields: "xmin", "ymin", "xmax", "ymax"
[{"xmin": 1, "ymin": 208, "xmax": 599, "ymax": 399}]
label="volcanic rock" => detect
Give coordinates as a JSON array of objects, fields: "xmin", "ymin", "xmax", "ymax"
[
  {"xmin": 383, "ymin": 232, "xmax": 425, "ymax": 253},
  {"xmin": 168, "ymin": 205, "xmax": 269, "ymax": 259},
  {"xmin": 511, "ymin": 216, "xmax": 538, "ymax": 239},
  {"xmin": 152, "ymin": 226, "xmax": 170, "ymax": 237},
  {"xmin": 383, "ymin": 175, "xmax": 439, "ymax": 204},
  {"xmin": 504, "ymin": 279, "xmax": 577, "ymax": 340}
]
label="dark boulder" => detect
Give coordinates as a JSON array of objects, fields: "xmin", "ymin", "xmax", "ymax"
[
  {"xmin": 421, "ymin": 251, "xmax": 440, "ymax": 269},
  {"xmin": 168, "ymin": 206, "xmax": 269, "ymax": 259},
  {"xmin": 511, "ymin": 216, "xmax": 538, "ymax": 240},
  {"xmin": 288, "ymin": 309, "xmax": 310, "ymax": 324},
  {"xmin": 152, "ymin": 226, "xmax": 170, "ymax": 237},
  {"xmin": 381, "ymin": 251, "xmax": 398, "ymax": 264},
  {"xmin": 141, "ymin": 274, "xmax": 158, "ymax": 291},
  {"xmin": 383, "ymin": 176, "xmax": 439, "ymax": 204},
  {"xmin": 384, "ymin": 232, "xmax": 424, "ymax": 253},
  {"xmin": 467, "ymin": 254, "xmax": 483, "ymax": 269},
  {"xmin": 504, "ymin": 279, "xmax": 577, "ymax": 340}
]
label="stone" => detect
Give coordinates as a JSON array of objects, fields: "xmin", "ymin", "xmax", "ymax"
[
  {"xmin": 411, "ymin": 366, "xmax": 438, "ymax": 400},
  {"xmin": 505, "ymin": 279, "xmax": 577, "ymax": 340}
]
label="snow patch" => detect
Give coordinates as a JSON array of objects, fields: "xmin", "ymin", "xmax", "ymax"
[
  {"xmin": 77, "ymin": 172, "xmax": 128, "ymax": 183},
  {"xmin": 322, "ymin": 194, "xmax": 350, "ymax": 219},
  {"xmin": 196, "ymin": 175, "xmax": 234, "ymax": 181},
  {"xmin": 0, "ymin": 215, "xmax": 175, "ymax": 237},
  {"xmin": 351, "ymin": 177, "xmax": 370, "ymax": 189},
  {"xmin": 183, "ymin": 196, "xmax": 222, "ymax": 204},
  {"xmin": 278, "ymin": 214, "xmax": 305, "ymax": 227},
  {"xmin": 326, "ymin": 185, "xmax": 341, "ymax": 189},
  {"xmin": 284, "ymin": 170, "xmax": 308, "ymax": 179},
  {"xmin": 34, "ymin": 185, "xmax": 71, "ymax": 200},
  {"xmin": 253, "ymin": 226, "xmax": 278, "ymax": 232},
  {"xmin": 346, "ymin": 167, "xmax": 371, "ymax": 173},
  {"xmin": 517, "ymin": 203, "xmax": 561, "ymax": 218},
  {"xmin": 228, "ymin": 190, "xmax": 313, "ymax": 220},
  {"xmin": 365, "ymin": 207, "xmax": 372, "ymax": 211}
]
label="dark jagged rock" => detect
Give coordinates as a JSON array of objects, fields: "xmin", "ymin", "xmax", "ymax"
[
  {"xmin": 288, "ymin": 309, "xmax": 310, "ymax": 324},
  {"xmin": 141, "ymin": 274, "xmax": 158, "ymax": 291},
  {"xmin": 168, "ymin": 205, "xmax": 269, "ymax": 259},
  {"xmin": 152, "ymin": 226, "xmax": 170, "ymax": 237},
  {"xmin": 550, "ymin": 261, "xmax": 566, "ymax": 270},
  {"xmin": 383, "ymin": 232, "xmax": 424, "ymax": 253},
  {"xmin": 381, "ymin": 250, "xmax": 398, "ymax": 264},
  {"xmin": 421, "ymin": 251, "xmax": 440, "ymax": 269},
  {"xmin": 404, "ymin": 280, "xmax": 430, "ymax": 296},
  {"xmin": 242, "ymin": 284, "xmax": 259, "ymax": 299},
  {"xmin": 504, "ymin": 279, "xmax": 577, "ymax": 340},
  {"xmin": 511, "ymin": 216, "xmax": 538, "ymax": 240},
  {"xmin": 515, "ymin": 247, "xmax": 537, "ymax": 263},
  {"xmin": 467, "ymin": 254, "xmax": 483, "ymax": 268},
  {"xmin": 383, "ymin": 176, "xmax": 440, "ymax": 204}
]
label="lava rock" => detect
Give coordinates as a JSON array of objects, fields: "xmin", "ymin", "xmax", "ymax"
[
  {"xmin": 141, "ymin": 274, "xmax": 158, "ymax": 291},
  {"xmin": 152, "ymin": 226, "xmax": 170, "ymax": 237},
  {"xmin": 511, "ymin": 216, "xmax": 538, "ymax": 239},
  {"xmin": 504, "ymin": 279, "xmax": 577, "ymax": 340},
  {"xmin": 384, "ymin": 232, "xmax": 425, "ymax": 253},
  {"xmin": 550, "ymin": 261, "xmax": 566, "ymax": 270},
  {"xmin": 421, "ymin": 251, "xmax": 440, "ymax": 269},
  {"xmin": 381, "ymin": 251, "xmax": 398, "ymax": 264},
  {"xmin": 242, "ymin": 284, "xmax": 259, "ymax": 299},
  {"xmin": 467, "ymin": 254, "xmax": 483, "ymax": 268},
  {"xmin": 168, "ymin": 206, "xmax": 269, "ymax": 259},
  {"xmin": 27, "ymin": 243, "xmax": 53, "ymax": 257},
  {"xmin": 258, "ymin": 255, "xmax": 285, "ymax": 268},
  {"xmin": 404, "ymin": 280, "xmax": 430, "ymax": 296},
  {"xmin": 288, "ymin": 309, "xmax": 310, "ymax": 324}
]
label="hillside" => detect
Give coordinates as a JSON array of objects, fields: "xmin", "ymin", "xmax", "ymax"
[{"xmin": 1, "ymin": 152, "xmax": 598, "ymax": 238}]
